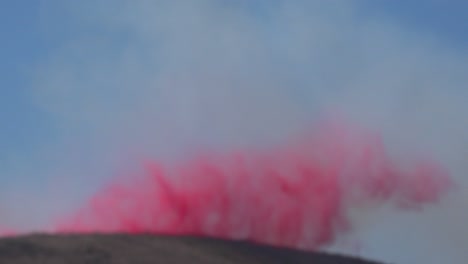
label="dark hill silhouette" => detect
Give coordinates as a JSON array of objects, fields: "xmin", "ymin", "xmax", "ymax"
[{"xmin": 0, "ymin": 233, "xmax": 384, "ymax": 264}]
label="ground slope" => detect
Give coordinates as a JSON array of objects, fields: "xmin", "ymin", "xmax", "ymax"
[{"xmin": 0, "ymin": 234, "xmax": 383, "ymax": 264}]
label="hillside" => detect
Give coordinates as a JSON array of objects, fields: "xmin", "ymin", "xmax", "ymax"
[{"xmin": 0, "ymin": 233, "xmax": 383, "ymax": 264}]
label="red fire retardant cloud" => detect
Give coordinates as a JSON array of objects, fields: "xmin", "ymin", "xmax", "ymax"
[{"xmin": 55, "ymin": 119, "xmax": 452, "ymax": 251}]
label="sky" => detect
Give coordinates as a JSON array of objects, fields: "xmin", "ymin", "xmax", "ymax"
[
  {"xmin": 0, "ymin": 1, "xmax": 467, "ymax": 263},
  {"xmin": 1, "ymin": 2, "xmax": 466, "ymax": 166}
]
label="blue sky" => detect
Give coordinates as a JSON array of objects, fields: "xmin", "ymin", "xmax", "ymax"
[
  {"xmin": 0, "ymin": 1, "xmax": 466, "ymax": 159},
  {"xmin": 359, "ymin": 1, "xmax": 467, "ymax": 48},
  {"xmin": 0, "ymin": 1, "xmax": 52, "ymax": 158}
]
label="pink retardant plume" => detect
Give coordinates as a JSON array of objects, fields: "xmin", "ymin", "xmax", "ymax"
[{"xmin": 55, "ymin": 119, "xmax": 453, "ymax": 251}]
